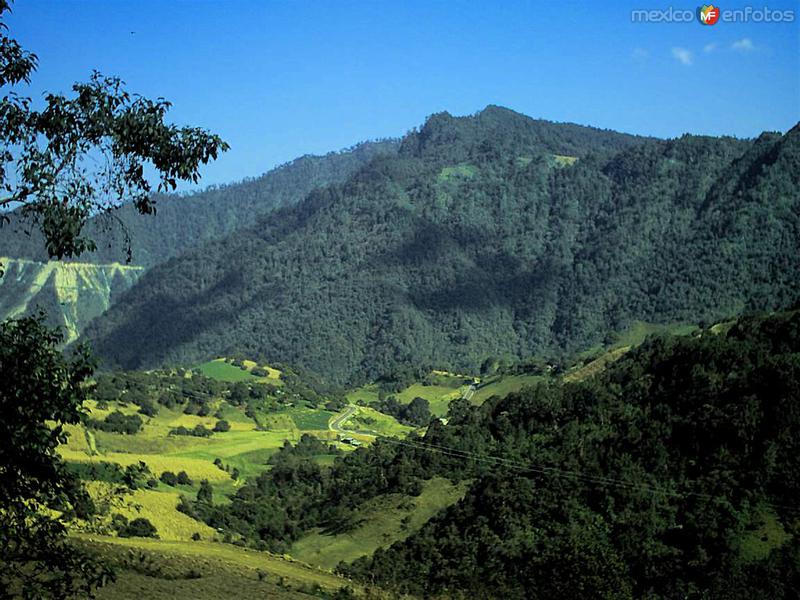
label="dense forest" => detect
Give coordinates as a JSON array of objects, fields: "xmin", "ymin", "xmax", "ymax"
[
  {"xmin": 181, "ymin": 309, "xmax": 800, "ymax": 598},
  {"xmin": 83, "ymin": 107, "xmax": 800, "ymax": 384},
  {"xmin": 0, "ymin": 139, "xmax": 397, "ymax": 267}
]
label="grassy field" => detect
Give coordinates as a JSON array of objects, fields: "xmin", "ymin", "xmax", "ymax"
[
  {"xmin": 347, "ymin": 372, "xmax": 467, "ymax": 418},
  {"xmin": 346, "ymin": 406, "xmax": 415, "ymax": 438},
  {"xmin": 563, "ymin": 347, "xmax": 631, "ymax": 384},
  {"xmin": 737, "ymin": 508, "xmax": 792, "ymax": 561},
  {"xmin": 276, "ymin": 406, "xmax": 335, "ymax": 431},
  {"xmin": 470, "ymin": 374, "xmax": 545, "ymax": 404},
  {"xmin": 563, "ymin": 320, "xmax": 699, "ymax": 383},
  {"xmin": 612, "ymin": 320, "xmax": 697, "ymax": 349},
  {"xmin": 438, "ymin": 163, "xmax": 477, "ymax": 181},
  {"xmin": 290, "ymin": 477, "xmax": 469, "ymax": 570},
  {"xmin": 75, "ymin": 536, "xmax": 356, "ymax": 599},
  {"xmin": 61, "ymin": 398, "xmax": 306, "ymax": 534},
  {"xmin": 552, "ymin": 154, "xmax": 578, "ymax": 166},
  {"xmin": 196, "ymin": 358, "xmax": 283, "ymax": 384}
]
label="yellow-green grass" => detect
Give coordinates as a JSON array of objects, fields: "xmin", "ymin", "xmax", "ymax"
[
  {"xmin": 563, "ymin": 320, "xmax": 699, "ymax": 383},
  {"xmin": 84, "ymin": 482, "xmax": 217, "ymax": 541},
  {"xmin": 93, "ymin": 571, "xmax": 314, "ymax": 600},
  {"xmin": 290, "ymin": 477, "xmax": 469, "ymax": 570},
  {"xmin": 347, "ymin": 406, "xmax": 414, "ymax": 438},
  {"xmin": 74, "ymin": 535, "xmax": 354, "ymax": 595},
  {"xmin": 437, "ymin": 163, "xmax": 477, "ymax": 181},
  {"xmin": 348, "ymin": 379, "xmax": 465, "ymax": 418},
  {"xmin": 346, "ymin": 383, "xmax": 380, "ymax": 405},
  {"xmin": 274, "ymin": 407, "xmax": 335, "ymax": 431},
  {"xmin": 470, "ymin": 374, "xmax": 544, "ymax": 404},
  {"xmin": 85, "ymin": 399, "xmax": 143, "ymax": 420},
  {"xmin": 611, "ymin": 320, "xmax": 697, "ymax": 349},
  {"xmin": 60, "ymin": 447, "xmax": 232, "ymax": 483},
  {"xmin": 738, "ymin": 509, "xmax": 792, "ymax": 561},
  {"xmin": 563, "ymin": 346, "xmax": 631, "ymax": 384},
  {"xmin": 170, "ymin": 430, "xmax": 296, "ymax": 461},
  {"xmin": 552, "ymin": 154, "xmax": 578, "ymax": 166},
  {"xmin": 242, "ymin": 359, "xmax": 282, "ymax": 381}
]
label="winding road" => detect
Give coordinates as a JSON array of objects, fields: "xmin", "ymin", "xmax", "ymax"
[{"xmin": 329, "ymin": 404, "xmax": 358, "ymax": 434}]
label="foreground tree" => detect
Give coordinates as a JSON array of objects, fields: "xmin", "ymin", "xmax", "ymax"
[
  {"xmin": 0, "ymin": 1, "xmax": 228, "ymax": 596},
  {"xmin": 0, "ymin": 0, "xmax": 228, "ymax": 266},
  {"xmin": 0, "ymin": 316, "xmax": 110, "ymax": 598}
]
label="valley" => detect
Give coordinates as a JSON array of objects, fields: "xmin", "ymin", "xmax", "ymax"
[{"xmin": 2, "ymin": 3, "xmax": 798, "ymax": 598}]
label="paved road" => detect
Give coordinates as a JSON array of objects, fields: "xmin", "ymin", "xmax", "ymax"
[
  {"xmin": 329, "ymin": 404, "xmax": 358, "ymax": 434},
  {"xmin": 461, "ymin": 384, "xmax": 477, "ymax": 402}
]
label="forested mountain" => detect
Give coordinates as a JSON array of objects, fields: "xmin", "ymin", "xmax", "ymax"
[
  {"xmin": 83, "ymin": 106, "xmax": 800, "ymax": 383},
  {"xmin": 185, "ymin": 309, "xmax": 800, "ymax": 598},
  {"xmin": 0, "ymin": 140, "xmax": 398, "ymax": 267}
]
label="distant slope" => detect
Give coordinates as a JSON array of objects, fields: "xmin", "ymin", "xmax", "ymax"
[
  {"xmin": 85, "ymin": 108, "xmax": 800, "ymax": 383},
  {"xmin": 0, "ymin": 257, "xmax": 143, "ymax": 343},
  {"xmin": 0, "ymin": 139, "xmax": 399, "ymax": 268}
]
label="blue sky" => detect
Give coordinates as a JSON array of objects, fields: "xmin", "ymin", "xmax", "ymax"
[{"xmin": 6, "ymin": 0, "xmax": 800, "ymax": 189}]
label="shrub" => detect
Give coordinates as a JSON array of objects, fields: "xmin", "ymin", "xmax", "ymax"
[
  {"xmin": 87, "ymin": 411, "xmax": 143, "ymax": 434},
  {"xmin": 213, "ymin": 419, "xmax": 231, "ymax": 433},
  {"xmin": 160, "ymin": 471, "xmax": 178, "ymax": 486},
  {"xmin": 118, "ymin": 517, "xmax": 158, "ymax": 538}
]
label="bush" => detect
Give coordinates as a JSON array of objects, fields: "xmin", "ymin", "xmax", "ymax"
[
  {"xmin": 87, "ymin": 410, "xmax": 143, "ymax": 434},
  {"xmin": 118, "ymin": 517, "xmax": 158, "ymax": 538},
  {"xmin": 213, "ymin": 419, "xmax": 231, "ymax": 432},
  {"xmin": 191, "ymin": 532, "xmax": 201, "ymax": 541},
  {"xmin": 170, "ymin": 424, "xmax": 213, "ymax": 438},
  {"xmin": 176, "ymin": 470, "xmax": 193, "ymax": 485},
  {"xmin": 137, "ymin": 398, "xmax": 158, "ymax": 417},
  {"xmin": 160, "ymin": 471, "xmax": 178, "ymax": 486}
]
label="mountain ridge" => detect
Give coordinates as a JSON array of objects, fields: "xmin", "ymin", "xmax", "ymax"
[{"xmin": 82, "ymin": 107, "xmax": 800, "ymax": 383}]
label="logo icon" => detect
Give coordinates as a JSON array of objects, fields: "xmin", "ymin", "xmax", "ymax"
[{"xmin": 698, "ymin": 5, "xmax": 721, "ymax": 25}]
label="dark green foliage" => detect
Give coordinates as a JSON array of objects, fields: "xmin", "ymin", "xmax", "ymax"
[
  {"xmin": 374, "ymin": 396, "xmax": 432, "ymax": 426},
  {"xmin": 170, "ymin": 424, "xmax": 213, "ymax": 438},
  {"xmin": 85, "ymin": 109, "xmax": 800, "ymax": 385},
  {"xmin": 0, "ymin": 315, "xmax": 111, "ymax": 597},
  {"xmin": 159, "ymin": 471, "xmax": 178, "ymax": 486},
  {"xmin": 120, "ymin": 461, "xmax": 152, "ymax": 491},
  {"xmin": 213, "ymin": 419, "xmax": 231, "ymax": 433},
  {"xmin": 86, "ymin": 410, "xmax": 142, "ymax": 434},
  {"xmin": 197, "ymin": 310, "xmax": 800, "ymax": 597},
  {"xmin": 117, "ymin": 517, "xmax": 158, "ymax": 539},
  {"xmin": 338, "ymin": 310, "xmax": 800, "ymax": 597},
  {"xmin": 0, "ymin": 4, "xmax": 227, "ymax": 594},
  {"xmin": 136, "ymin": 397, "xmax": 158, "ymax": 417},
  {"xmin": 66, "ymin": 461, "xmax": 126, "ymax": 485},
  {"xmin": 0, "ymin": 139, "xmax": 398, "ymax": 267},
  {"xmin": 197, "ymin": 480, "xmax": 213, "ymax": 504}
]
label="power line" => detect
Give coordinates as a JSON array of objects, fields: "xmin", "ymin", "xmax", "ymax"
[{"xmin": 376, "ymin": 435, "xmax": 800, "ymax": 515}]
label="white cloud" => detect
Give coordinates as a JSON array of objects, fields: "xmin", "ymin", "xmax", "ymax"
[
  {"xmin": 671, "ymin": 47, "xmax": 693, "ymax": 66},
  {"xmin": 632, "ymin": 48, "xmax": 649, "ymax": 61},
  {"xmin": 732, "ymin": 38, "xmax": 755, "ymax": 52},
  {"xmin": 703, "ymin": 42, "xmax": 718, "ymax": 53}
]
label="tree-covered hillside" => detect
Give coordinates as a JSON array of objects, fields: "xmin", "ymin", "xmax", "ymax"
[
  {"xmin": 84, "ymin": 107, "xmax": 800, "ymax": 383},
  {"xmin": 0, "ymin": 140, "xmax": 398, "ymax": 267},
  {"xmin": 185, "ymin": 309, "xmax": 800, "ymax": 599}
]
